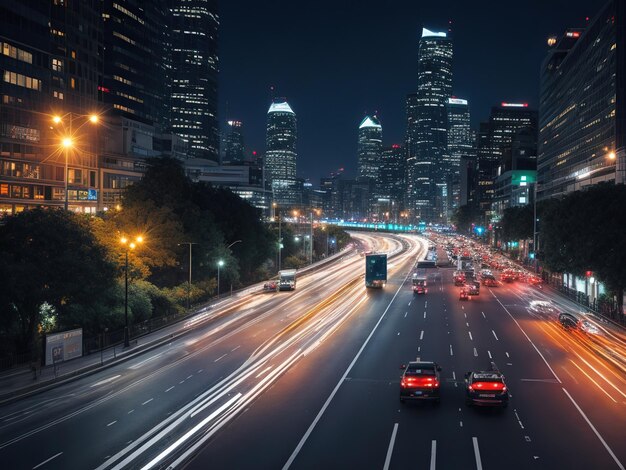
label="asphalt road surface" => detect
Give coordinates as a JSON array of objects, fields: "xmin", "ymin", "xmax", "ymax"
[{"xmin": 1, "ymin": 233, "xmax": 625, "ymax": 470}]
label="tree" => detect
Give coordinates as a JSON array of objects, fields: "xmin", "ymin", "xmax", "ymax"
[
  {"xmin": 500, "ymin": 205, "xmax": 533, "ymax": 243},
  {"xmin": 540, "ymin": 183, "xmax": 626, "ymax": 313},
  {"xmin": 452, "ymin": 205, "xmax": 478, "ymax": 234},
  {"xmin": 0, "ymin": 209, "xmax": 116, "ymax": 356}
]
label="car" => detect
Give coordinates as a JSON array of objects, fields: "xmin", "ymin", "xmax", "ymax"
[
  {"xmin": 466, "ymin": 281, "xmax": 480, "ymax": 295},
  {"xmin": 263, "ymin": 280, "xmax": 278, "ymax": 292},
  {"xmin": 454, "ymin": 271, "xmax": 466, "ymax": 286},
  {"xmin": 400, "ymin": 360, "xmax": 442, "ymax": 404},
  {"xmin": 459, "ymin": 288, "xmax": 469, "ymax": 301},
  {"xmin": 558, "ymin": 312, "xmax": 579, "ymax": 330},
  {"xmin": 465, "ymin": 365, "xmax": 509, "ymax": 408}
]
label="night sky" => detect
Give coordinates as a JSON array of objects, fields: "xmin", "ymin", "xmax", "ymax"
[{"xmin": 219, "ymin": 0, "xmax": 606, "ymax": 184}]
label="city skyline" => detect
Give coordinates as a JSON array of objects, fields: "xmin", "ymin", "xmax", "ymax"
[{"xmin": 219, "ymin": 0, "xmax": 605, "ymax": 183}]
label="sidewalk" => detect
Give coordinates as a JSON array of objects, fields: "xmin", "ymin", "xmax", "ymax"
[
  {"xmin": 0, "ymin": 245, "xmax": 355, "ymax": 406},
  {"xmin": 0, "ymin": 303, "xmax": 215, "ymax": 405}
]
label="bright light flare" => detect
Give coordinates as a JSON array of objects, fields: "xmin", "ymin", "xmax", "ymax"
[{"xmin": 62, "ymin": 137, "xmax": 73, "ymax": 148}]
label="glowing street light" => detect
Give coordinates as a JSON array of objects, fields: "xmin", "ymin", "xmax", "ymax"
[
  {"xmin": 120, "ymin": 234, "xmax": 144, "ymax": 347},
  {"xmin": 217, "ymin": 259, "xmax": 225, "ymax": 299}
]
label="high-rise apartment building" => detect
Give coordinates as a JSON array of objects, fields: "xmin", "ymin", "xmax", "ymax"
[
  {"xmin": 169, "ymin": 0, "xmax": 220, "ymax": 161},
  {"xmin": 224, "ymin": 120, "xmax": 245, "ymax": 164},
  {"xmin": 406, "ymin": 28, "xmax": 453, "ymax": 222},
  {"xmin": 266, "ymin": 99, "xmax": 298, "ymax": 206},
  {"xmin": 0, "ymin": 1, "xmax": 101, "ymax": 215},
  {"xmin": 538, "ymin": 0, "xmax": 625, "ymax": 199}
]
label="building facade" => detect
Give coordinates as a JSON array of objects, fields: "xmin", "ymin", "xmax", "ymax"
[
  {"xmin": 169, "ymin": 0, "xmax": 220, "ymax": 161},
  {"xmin": 0, "ymin": 1, "xmax": 102, "ymax": 215},
  {"xmin": 266, "ymin": 99, "xmax": 298, "ymax": 206},
  {"xmin": 538, "ymin": 0, "xmax": 625, "ymax": 199},
  {"xmin": 378, "ymin": 144, "xmax": 406, "ymax": 222},
  {"xmin": 357, "ymin": 115, "xmax": 383, "ymax": 182},
  {"xmin": 406, "ymin": 28, "xmax": 453, "ymax": 223}
]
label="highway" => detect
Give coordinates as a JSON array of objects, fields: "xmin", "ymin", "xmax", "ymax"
[
  {"xmin": 0, "ymin": 232, "xmax": 417, "ymax": 470},
  {"xmin": 1, "ymin": 232, "xmax": 626, "ymax": 469}
]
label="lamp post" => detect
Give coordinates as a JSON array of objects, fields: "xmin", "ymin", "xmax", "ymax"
[
  {"xmin": 120, "ymin": 234, "xmax": 143, "ymax": 347},
  {"xmin": 226, "ymin": 240, "xmax": 242, "ymax": 296},
  {"xmin": 53, "ymin": 113, "xmax": 99, "ymax": 211},
  {"xmin": 178, "ymin": 242, "xmax": 197, "ymax": 309},
  {"xmin": 217, "ymin": 259, "xmax": 224, "ymax": 299}
]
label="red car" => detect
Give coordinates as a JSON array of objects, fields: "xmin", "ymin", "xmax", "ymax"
[{"xmin": 459, "ymin": 288, "xmax": 469, "ymax": 300}]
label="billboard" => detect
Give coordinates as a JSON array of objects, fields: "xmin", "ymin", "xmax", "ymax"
[{"xmin": 45, "ymin": 328, "xmax": 83, "ymax": 366}]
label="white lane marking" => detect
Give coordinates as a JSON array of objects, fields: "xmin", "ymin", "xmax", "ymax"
[
  {"xmin": 255, "ymin": 366, "xmax": 273, "ymax": 378},
  {"xmin": 488, "ymin": 350, "xmax": 492, "ymax": 359},
  {"xmin": 197, "ymin": 369, "xmax": 204, "ymax": 373},
  {"xmin": 482, "ymin": 311, "xmax": 486, "ymax": 319},
  {"xmin": 283, "ymin": 269, "xmax": 411, "ymax": 470},
  {"xmin": 418, "ymin": 346, "xmax": 421, "ymax": 352},
  {"xmin": 464, "ymin": 313, "xmax": 467, "ymax": 319},
  {"xmin": 424, "ymin": 312, "xmax": 427, "ymax": 319},
  {"xmin": 186, "ymin": 375, "xmax": 192, "ymax": 380},
  {"xmin": 466, "ymin": 322, "xmax": 469, "ymax": 327},
  {"xmin": 492, "ymin": 330, "xmax": 499, "ymax": 341},
  {"xmin": 461, "ymin": 306, "xmax": 464, "ymax": 310},
  {"xmin": 473, "ymin": 437, "xmax": 483, "ymax": 470},
  {"xmin": 514, "ymin": 410, "xmax": 525, "ymax": 429},
  {"xmin": 460, "ymin": 421, "xmax": 463, "ymax": 427},
  {"xmin": 568, "ymin": 361, "xmax": 617, "ymax": 403},
  {"xmin": 107, "ymin": 421, "xmax": 117, "ymax": 427},
  {"xmin": 491, "ymin": 292, "xmax": 561, "ymax": 383},
  {"xmin": 468, "ymin": 331, "xmax": 473, "ymax": 341},
  {"xmin": 450, "ymin": 345, "xmax": 454, "ymax": 356},
  {"xmin": 430, "ymin": 440, "xmax": 437, "ymax": 470},
  {"xmin": 141, "ymin": 393, "xmax": 242, "ymax": 470},
  {"xmin": 231, "ymin": 345, "xmax": 240, "ymax": 352},
  {"xmin": 404, "ymin": 312, "xmax": 408, "ymax": 318},
  {"xmin": 397, "ymin": 332, "xmax": 400, "ymax": 336},
  {"xmin": 90, "ymin": 375, "xmax": 121, "ymax": 388},
  {"xmin": 420, "ymin": 330, "xmax": 424, "ymax": 340},
  {"xmin": 214, "ymin": 353, "xmax": 227, "ymax": 362},
  {"xmin": 32, "ymin": 452, "xmax": 63, "ymax": 469},
  {"xmin": 506, "ymin": 352, "xmax": 510, "ymax": 358},
  {"xmin": 562, "ymin": 388, "xmax": 625, "ymax": 469},
  {"xmin": 165, "ymin": 386, "xmax": 174, "ymax": 393},
  {"xmin": 127, "ymin": 409, "xmax": 134, "ymax": 415},
  {"xmin": 408, "ymin": 301, "xmax": 412, "ymax": 306},
  {"xmin": 383, "ymin": 423, "xmax": 399, "ymax": 470},
  {"xmin": 425, "ymin": 301, "xmax": 428, "ymax": 308},
  {"xmin": 142, "ymin": 398, "xmax": 153, "ymax": 406},
  {"xmin": 452, "ymin": 371, "xmax": 456, "ymax": 380},
  {"xmin": 179, "ymin": 380, "xmax": 185, "ymax": 384},
  {"xmin": 473, "ymin": 348, "xmax": 478, "ymax": 357},
  {"xmin": 129, "ymin": 352, "xmax": 163, "ymax": 370}
]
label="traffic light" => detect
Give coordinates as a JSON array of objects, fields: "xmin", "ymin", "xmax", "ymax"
[{"xmin": 585, "ymin": 270, "xmax": 592, "ymax": 278}]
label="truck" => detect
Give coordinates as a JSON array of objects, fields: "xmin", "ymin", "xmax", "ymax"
[
  {"xmin": 278, "ymin": 269, "xmax": 297, "ymax": 291},
  {"xmin": 365, "ymin": 253, "xmax": 387, "ymax": 288}
]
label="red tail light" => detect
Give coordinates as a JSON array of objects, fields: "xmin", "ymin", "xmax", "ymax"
[
  {"xmin": 471, "ymin": 382, "xmax": 506, "ymax": 391},
  {"xmin": 402, "ymin": 376, "xmax": 437, "ymax": 388}
]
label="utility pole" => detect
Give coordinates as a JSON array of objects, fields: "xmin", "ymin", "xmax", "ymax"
[{"xmin": 178, "ymin": 242, "xmax": 197, "ymax": 309}]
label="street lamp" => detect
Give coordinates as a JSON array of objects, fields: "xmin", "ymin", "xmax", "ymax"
[
  {"xmin": 120, "ymin": 234, "xmax": 144, "ymax": 347},
  {"xmin": 52, "ymin": 112, "xmax": 100, "ymax": 211},
  {"xmin": 178, "ymin": 242, "xmax": 198, "ymax": 310},
  {"xmin": 217, "ymin": 259, "xmax": 225, "ymax": 299}
]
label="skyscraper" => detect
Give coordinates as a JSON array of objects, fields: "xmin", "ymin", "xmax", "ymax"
[
  {"xmin": 380, "ymin": 145, "xmax": 406, "ymax": 221},
  {"xmin": 406, "ymin": 28, "xmax": 453, "ymax": 222},
  {"xmin": 357, "ymin": 115, "xmax": 383, "ymax": 181},
  {"xmin": 169, "ymin": 0, "xmax": 220, "ymax": 161},
  {"xmin": 446, "ymin": 98, "xmax": 472, "ymax": 214},
  {"xmin": 266, "ymin": 99, "xmax": 298, "ymax": 206},
  {"xmin": 101, "ymin": 0, "xmax": 170, "ymax": 129},
  {"xmin": 477, "ymin": 103, "xmax": 537, "ymax": 222},
  {"xmin": 538, "ymin": 0, "xmax": 625, "ymax": 199},
  {"xmin": 224, "ymin": 120, "xmax": 245, "ymax": 164}
]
